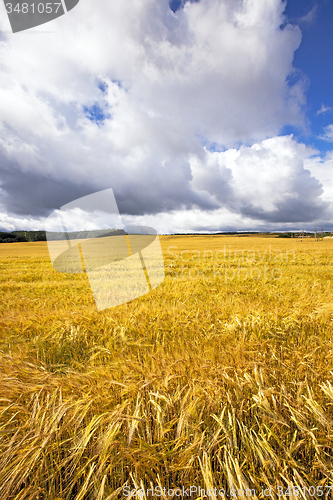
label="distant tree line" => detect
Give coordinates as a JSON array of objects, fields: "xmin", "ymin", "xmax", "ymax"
[
  {"xmin": 0, "ymin": 231, "xmax": 47, "ymax": 243},
  {"xmin": 0, "ymin": 229, "xmax": 127, "ymax": 243},
  {"xmin": 46, "ymin": 229, "xmax": 126, "ymax": 241},
  {"xmin": 278, "ymin": 233, "xmax": 296, "ymax": 238},
  {"xmin": 1, "ymin": 229, "xmax": 331, "ymax": 243},
  {"xmin": 278, "ymin": 232, "xmax": 333, "ymax": 238}
]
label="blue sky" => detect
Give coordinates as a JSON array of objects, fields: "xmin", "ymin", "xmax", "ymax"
[
  {"xmin": 282, "ymin": 0, "xmax": 333, "ymax": 155},
  {"xmin": 0, "ymin": 0, "xmax": 332, "ymax": 233}
]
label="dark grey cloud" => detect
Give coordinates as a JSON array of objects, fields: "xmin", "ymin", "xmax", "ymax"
[
  {"xmin": 0, "ymin": 152, "xmax": 218, "ymax": 218},
  {"xmin": 0, "ymin": 154, "xmax": 95, "ymax": 216}
]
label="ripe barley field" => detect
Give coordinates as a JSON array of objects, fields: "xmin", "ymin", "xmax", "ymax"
[{"xmin": 0, "ymin": 236, "xmax": 333, "ymax": 499}]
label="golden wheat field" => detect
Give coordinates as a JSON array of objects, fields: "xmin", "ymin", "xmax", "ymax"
[{"xmin": 1, "ymin": 235, "xmax": 333, "ymax": 500}]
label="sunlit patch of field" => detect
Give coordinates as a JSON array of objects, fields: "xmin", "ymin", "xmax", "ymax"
[{"xmin": 0, "ymin": 236, "xmax": 333, "ymax": 499}]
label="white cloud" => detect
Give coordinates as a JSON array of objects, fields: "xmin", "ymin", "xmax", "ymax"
[
  {"xmin": 0, "ymin": 212, "xmax": 45, "ymax": 232},
  {"xmin": 304, "ymin": 151, "xmax": 333, "ymax": 206},
  {"xmin": 190, "ymin": 135, "xmax": 331, "ymax": 225},
  {"xmin": 0, "ymin": 0, "xmax": 328, "ymax": 233},
  {"xmin": 318, "ymin": 124, "xmax": 333, "ymax": 142},
  {"xmin": 298, "ymin": 5, "xmax": 318, "ymax": 25},
  {"xmin": 316, "ymin": 104, "xmax": 332, "ymax": 116}
]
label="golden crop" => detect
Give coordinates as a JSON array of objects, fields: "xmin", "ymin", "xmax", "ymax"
[{"xmin": 0, "ymin": 236, "xmax": 333, "ymax": 499}]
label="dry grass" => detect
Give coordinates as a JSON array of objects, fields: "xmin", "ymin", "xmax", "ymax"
[{"xmin": 1, "ymin": 236, "xmax": 333, "ymax": 499}]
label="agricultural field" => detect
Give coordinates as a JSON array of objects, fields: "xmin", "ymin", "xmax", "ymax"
[{"xmin": 1, "ymin": 235, "xmax": 333, "ymax": 499}]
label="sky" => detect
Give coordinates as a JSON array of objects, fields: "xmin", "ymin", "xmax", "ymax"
[{"xmin": 0, "ymin": 0, "xmax": 332, "ymax": 234}]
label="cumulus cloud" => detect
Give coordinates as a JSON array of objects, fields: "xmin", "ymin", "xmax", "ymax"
[
  {"xmin": 0, "ymin": 0, "xmax": 329, "ymax": 233},
  {"xmin": 191, "ymin": 135, "xmax": 331, "ymax": 224},
  {"xmin": 305, "ymin": 151, "xmax": 333, "ymax": 207}
]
